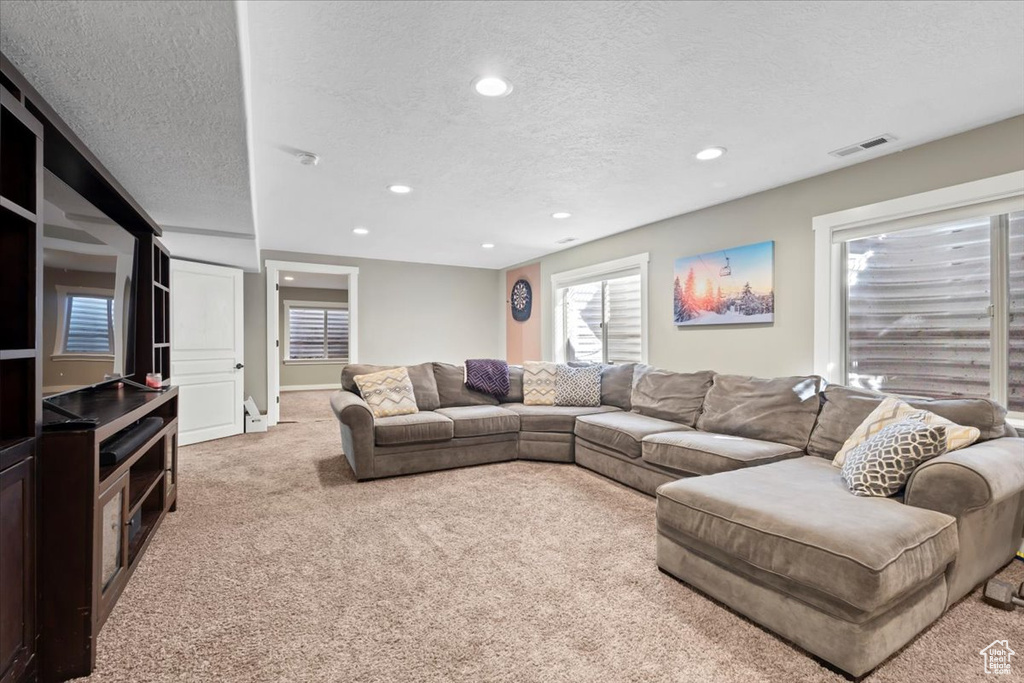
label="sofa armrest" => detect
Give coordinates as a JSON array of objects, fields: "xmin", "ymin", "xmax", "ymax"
[
  {"xmin": 904, "ymin": 437, "xmax": 1024, "ymax": 519},
  {"xmin": 330, "ymin": 390, "xmax": 375, "ymax": 479},
  {"xmin": 904, "ymin": 437, "xmax": 1024, "ymax": 604}
]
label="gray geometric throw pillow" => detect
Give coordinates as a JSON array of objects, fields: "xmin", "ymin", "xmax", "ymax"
[
  {"xmin": 554, "ymin": 364, "xmax": 602, "ymax": 407},
  {"xmin": 841, "ymin": 420, "xmax": 948, "ymax": 497}
]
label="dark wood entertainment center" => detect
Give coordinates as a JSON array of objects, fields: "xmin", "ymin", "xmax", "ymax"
[{"xmin": 0, "ymin": 54, "xmax": 178, "ymax": 683}]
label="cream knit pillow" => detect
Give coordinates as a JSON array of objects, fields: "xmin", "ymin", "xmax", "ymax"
[
  {"xmin": 353, "ymin": 367, "xmax": 419, "ymax": 418},
  {"xmin": 523, "ymin": 361, "xmax": 557, "ymax": 406},
  {"xmin": 832, "ymin": 395, "xmax": 980, "ymax": 467}
]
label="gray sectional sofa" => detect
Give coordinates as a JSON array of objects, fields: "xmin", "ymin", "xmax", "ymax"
[{"xmin": 330, "ymin": 360, "xmax": 1024, "ymax": 677}]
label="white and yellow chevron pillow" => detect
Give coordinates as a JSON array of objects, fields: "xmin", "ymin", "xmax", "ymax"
[
  {"xmin": 832, "ymin": 395, "xmax": 980, "ymax": 467},
  {"xmin": 523, "ymin": 361, "xmax": 557, "ymax": 406},
  {"xmin": 353, "ymin": 367, "xmax": 419, "ymax": 418}
]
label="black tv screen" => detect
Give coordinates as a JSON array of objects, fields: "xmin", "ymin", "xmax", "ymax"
[{"xmin": 41, "ymin": 170, "xmax": 136, "ymax": 396}]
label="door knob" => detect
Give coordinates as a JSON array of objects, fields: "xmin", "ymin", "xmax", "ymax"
[{"xmin": 235, "ymin": 363, "xmax": 244, "ymax": 370}]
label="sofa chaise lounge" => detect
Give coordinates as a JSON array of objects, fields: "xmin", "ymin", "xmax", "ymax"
[{"xmin": 330, "ymin": 360, "xmax": 1023, "ymax": 677}]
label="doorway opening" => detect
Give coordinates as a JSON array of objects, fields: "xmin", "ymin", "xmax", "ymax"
[{"xmin": 265, "ymin": 261, "xmax": 359, "ymax": 427}]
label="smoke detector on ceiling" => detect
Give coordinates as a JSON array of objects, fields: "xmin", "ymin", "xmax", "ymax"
[
  {"xmin": 296, "ymin": 151, "xmax": 320, "ymax": 166},
  {"xmin": 828, "ymin": 134, "xmax": 897, "ymax": 158}
]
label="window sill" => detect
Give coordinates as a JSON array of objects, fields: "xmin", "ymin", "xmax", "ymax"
[
  {"xmin": 51, "ymin": 354, "xmax": 115, "ymax": 362},
  {"xmin": 283, "ymin": 359, "xmax": 348, "ymax": 366}
]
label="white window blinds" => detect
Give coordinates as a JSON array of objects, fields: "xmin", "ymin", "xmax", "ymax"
[
  {"xmin": 844, "ymin": 210, "xmax": 1023, "ymax": 413},
  {"xmin": 287, "ymin": 306, "xmax": 349, "ymax": 361},
  {"xmin": 561, "ymin": 272, "xmax": 642, "ymax": 364},
  {"xmin": 64, "ymin": 294, "xmax": 114, "ymax": 354}
]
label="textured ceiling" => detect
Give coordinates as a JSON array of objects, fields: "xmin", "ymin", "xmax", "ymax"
[
  {"xmin": 245, "ymin": 0, "xmax": 1024, "ymax": 268},
  {"xmin": 0, "ymin": 0, "xmax": 255, "ymax": 263},
  {"xmin": 3, "ymin": 2, "xmax": 1023, "ymax": 272}
]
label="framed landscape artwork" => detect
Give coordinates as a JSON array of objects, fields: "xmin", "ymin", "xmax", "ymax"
[{"xmin": 673, "ymin": 240, "xmax": 774, "ymax": 326}]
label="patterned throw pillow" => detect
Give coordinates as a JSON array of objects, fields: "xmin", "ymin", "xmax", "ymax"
[
  {"xmin": 841, "ymin": 421, "xmax": 948, "ymax": 497},
  {"xmin": 555, "ymin": 364, "xmax": 601, "ymax": 407},
  {"xmin": 523, "ymin": 361, "xmax": 557, "ymax": 406},
  {"xmin": 832, "ymin": 395, "xmax": 979, "ymax": 467},
  {"xmin": 352, "ymin": 367, "xmax": 418, "ymax": 418}
]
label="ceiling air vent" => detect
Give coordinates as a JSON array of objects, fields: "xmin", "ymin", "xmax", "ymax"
[{"xmin": 828, "ymin": 134, "xmax": 897, "ymax": 158}]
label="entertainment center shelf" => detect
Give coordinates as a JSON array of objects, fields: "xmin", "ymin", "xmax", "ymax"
[
  {"xmin": 3, "ymin": 52, "xmax": 180, "ymax": 683},
  {"xmin": 38, "ymin": 385, "xmax": 178, "ymax": 682}
]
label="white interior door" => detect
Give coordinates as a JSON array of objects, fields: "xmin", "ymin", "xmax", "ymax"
[{"xmin": 170, "ymin": 259, "xmax": 245, "ymax": 445}]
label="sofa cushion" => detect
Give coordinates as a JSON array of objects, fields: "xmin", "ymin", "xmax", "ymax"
[
  {"xmin": 575, "ymin": 411, "xmax": 689, "ymax": 459},
  {"xmin": 499, "ymin": 365, "xmax": 525, "ymax": 403},
  {"xmin": 808, "ymin": 384, "xmax": 1010, "ymax": 460},
  {"xmin": 374, "ymin": 411, "xmax": 454, "ymax": 446},
  {"xmin": 600, "ymin": 363, "xmax": 636, "ymax": 410},
  {"xmin": 656, "ymin": 457, "xmax": 958, "ymax": 615},
  {"xmin": 502, "ymin": 403, "xmax": 620, "ymax": 433},
  {"xmin": 630, "ymin": 365, "xmax": 715, "ymax": 426},
  {"xmin": 523, "ymin": 361, "xmax": 558, "ymax": 406},
  {"xmin": 432, "ymin": 362, "xmax": 499, "ymax": 408},
  {"xmin": 352, "ymin": 367, "xmax": 419, "ymax": 418},
  {"xmin": 342, "ymin": 362, "xmax": 441, "ymax": 411},
  {"xmin": 642, "ymin": 431, "xmax": 801, "ymax": 477},
  {"xmin": 555, "ymin": 364, "xmax": 602, "ymax": 407},
  {"xmin": 696, "ymin": 374, "xmax": 824, "ymax": 450},
  {"xmin": 436, "ymin": 405, "xmax": 519, "ymax": 438}
]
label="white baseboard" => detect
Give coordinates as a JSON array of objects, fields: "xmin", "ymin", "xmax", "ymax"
[{"xmin": 280, "ymin": 384, "xmax": 339, "ymax": 392}]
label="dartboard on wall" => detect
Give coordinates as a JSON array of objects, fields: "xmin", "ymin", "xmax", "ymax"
[{"xmin": 510, "ymin": 278, "xmax": 532, "ymax": 322}]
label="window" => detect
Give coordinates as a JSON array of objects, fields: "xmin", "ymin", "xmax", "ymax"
[
  {"xmin": 284, "ymin": 301, "xmax": 349, "ymax": 362},
  {"xmin": 814, "ymin": 172, "xmax": 1023, "ymax": 421},
  {"xmin": 53, "ymin": 287, "xmax": 114, "ymax": 358},
  {"xmin": 552, "ymin": 254, "xmax": 648, "ymax": 364}
]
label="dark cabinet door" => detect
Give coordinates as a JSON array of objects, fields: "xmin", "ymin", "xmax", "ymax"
[{"xmin": 0, "ymin": 456, "xmax": 35, "ymax": 683}]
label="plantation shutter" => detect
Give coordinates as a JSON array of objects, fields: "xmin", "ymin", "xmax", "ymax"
[
  {"xmin": 1008, "ymin": 211, "xmax": 1023, "ymax": 412},
  {"xmin": 845, "ymin": 217, "xmax": 992, "ymax": 399},
  {"xmin": 561, "ymin": 271, "xmax": 642, "ymax": 364},
  {"xmin": 287, "ymin": 306, "xmax": 349, "ymax": 361},
  {"xmin": 64, "ymin": 295, "xmax": 113, "ymax": 353},
  {"xmin": 564, "ymin": 282, "xmax": 603, "ymax": 362},
  {"xmin": 326, "ymin": 308, "xmax": 350, "ymax": 361},
  {"xmin": 605, "ymin": 273, "xmax": 642, "ymax": 363}
]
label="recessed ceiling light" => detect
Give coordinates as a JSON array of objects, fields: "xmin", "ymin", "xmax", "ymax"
[
  {"xmin": 552, "ymin": 212, "xmax": 572, "ymax": 219},
  {"xmin": 284, "ymin": 276, "xmax": 295, "ymax": 281},
  {"xmin": 296, "ymin": 151, "xmax": 320, "ymax": 166},
  {"xmin": 353, "ymin": 227, "xmax": 369, "ymax": 235},
  {"xmin": 387, "ymin": 184, "xmax": 412, "ymax": 194},
  {"xmin": 481, "ymin": 243, "xmax": 495, "ymax": 249},
  {"xmin": 473, "ymin": 76, "xmax": 512, "ymax": 97},
  {"xmin": 695, "ymin": 147, "xmax": 726, "ymax": 161}
]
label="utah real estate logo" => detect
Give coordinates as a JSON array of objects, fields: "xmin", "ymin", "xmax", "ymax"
[{"xmin": 980, "ymin": 640, "xmax": 1015, "ymax": 675}]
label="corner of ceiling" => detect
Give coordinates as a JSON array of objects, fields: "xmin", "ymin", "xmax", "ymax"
[{"xmin": 234, "ymin": 0, "xmax": 262, "ymax": 273}]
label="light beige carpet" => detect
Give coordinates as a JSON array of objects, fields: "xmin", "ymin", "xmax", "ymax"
[
  {"xmin": 77, "ymin": 419, "xmax": 1024, "ymax": 682},
  {"xmin": 278, "ymin": 389, "xmax": 337, "ymax": 423}
]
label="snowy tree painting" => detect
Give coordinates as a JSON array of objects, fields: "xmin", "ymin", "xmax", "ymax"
[{"xmin": 673, "ymin": 241, "xmax": 774, "ymax": 326}]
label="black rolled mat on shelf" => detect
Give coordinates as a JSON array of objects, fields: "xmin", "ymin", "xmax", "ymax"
[{"xmin": 100, "ymin": 416, "xmax": 165, "ymax": 467}]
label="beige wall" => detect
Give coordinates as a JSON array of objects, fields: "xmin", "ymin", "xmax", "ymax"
[
  {"xmin": 279, "ymin": 286, "xmax": 349, "ymax": 388},
  {"xmin": 245, "ymin": 250, "xmax": 503, "ymax": 411},
  {"xmin": 507, "ymin": 116, "xmax": 1024, "ymax": 377},
  {"xmin": 42, "ymin": 267, "xmax": 115, "ymax": 391}
]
